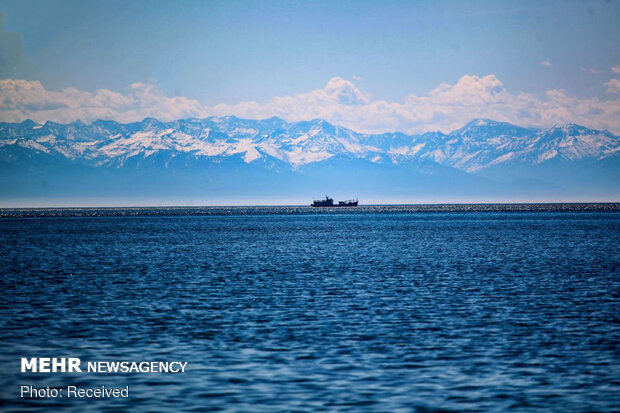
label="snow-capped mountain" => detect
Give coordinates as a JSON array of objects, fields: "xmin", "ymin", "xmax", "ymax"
[
  {"xmin": 0, "ymin": 116, "xmax": 618, "ymax": 203},
  {"xmin": 1, "ymin": 116, "xmax": 618, "ymax": 170}
]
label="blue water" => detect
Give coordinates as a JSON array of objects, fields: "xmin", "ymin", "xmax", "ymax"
[{"xmin": 0, "ymin": 209, "xmax": 619, "ymax": 411}]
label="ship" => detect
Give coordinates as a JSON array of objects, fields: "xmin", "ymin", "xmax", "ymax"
[{"xmin": 311, "ymin": 196, "xmax": 358, "ymax": 207}]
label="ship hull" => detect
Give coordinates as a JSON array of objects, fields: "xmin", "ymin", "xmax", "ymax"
[
  {"xmin": 310, "ymin": 202, "xmax": 358, "ymax": 207},
  {"xmin": 311, "ymin": 196, "xmax": 358, "ymax": 207}
]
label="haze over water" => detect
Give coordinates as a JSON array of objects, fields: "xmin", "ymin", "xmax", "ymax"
[{"xmin": 1, "ymin": 206, "xmax": 618, "ymax": 411}]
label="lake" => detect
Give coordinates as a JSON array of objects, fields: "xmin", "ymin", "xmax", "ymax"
[{"xmin": 1, "ymin": 206, "xmax": 618, "ymax": 411}]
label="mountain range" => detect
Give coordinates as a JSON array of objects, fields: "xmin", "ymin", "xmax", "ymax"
[{"xmin": 0, "ymin": 116, "xmax": 618, "ymax": 205}]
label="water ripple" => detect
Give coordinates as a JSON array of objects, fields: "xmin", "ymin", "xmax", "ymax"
[{"xmin": 0, "ymin": 211, "xmax": 618, "ymax": 411}]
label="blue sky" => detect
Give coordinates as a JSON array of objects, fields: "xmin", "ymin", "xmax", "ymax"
[{"xmin": 0, "ymin": 0, "xmax": 619, "ymax": 133}]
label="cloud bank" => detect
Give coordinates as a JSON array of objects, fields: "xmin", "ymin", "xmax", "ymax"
[{"xmin": 1, "ymin": 75, "xmax": 619, "ymax": 134}]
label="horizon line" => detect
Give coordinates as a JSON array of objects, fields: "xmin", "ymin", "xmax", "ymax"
[{"xmin": 2, "ymin": 200, "xmax": 620, "ymax": 210}]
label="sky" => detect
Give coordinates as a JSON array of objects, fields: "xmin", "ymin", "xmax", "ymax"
[{"xmin": 0, "ymin": 0, "xmax": 619, "ymax": 133}]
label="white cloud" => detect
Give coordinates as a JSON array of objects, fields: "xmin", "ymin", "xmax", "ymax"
[
  {"xmin": 0, "ymin": 79, "xmax": 205, "ymax": 124},
  {"xmin": 581, "ymin": 67, "xmax": 599, "ymax": 75},
  {"xmin": 541, "ymin": 61, "xmax": 552, "ymax": 67},
  {"xmin": 1, "ymin": 75, "xmax": 620, "ymax": 134},
  {"xmin": 611, "ymin": 65, "xmax": 620, "ymax": 74},
  {"xmin": 605, "ymin": 78, "xmax": 620, "ymax": 94}
]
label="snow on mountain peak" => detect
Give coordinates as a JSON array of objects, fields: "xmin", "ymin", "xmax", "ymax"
[{"xmin": 0, "ymin": 117, "xmax": 617, "ymax": 173}]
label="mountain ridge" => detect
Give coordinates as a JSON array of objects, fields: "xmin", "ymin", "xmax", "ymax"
[
  {"xmin": 1, "ymin": 116, "xmax": 618, "ymax": 203},
  {"xmin": 2, "ymin": 116, "xmax": 616, "ymax": 167}
]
